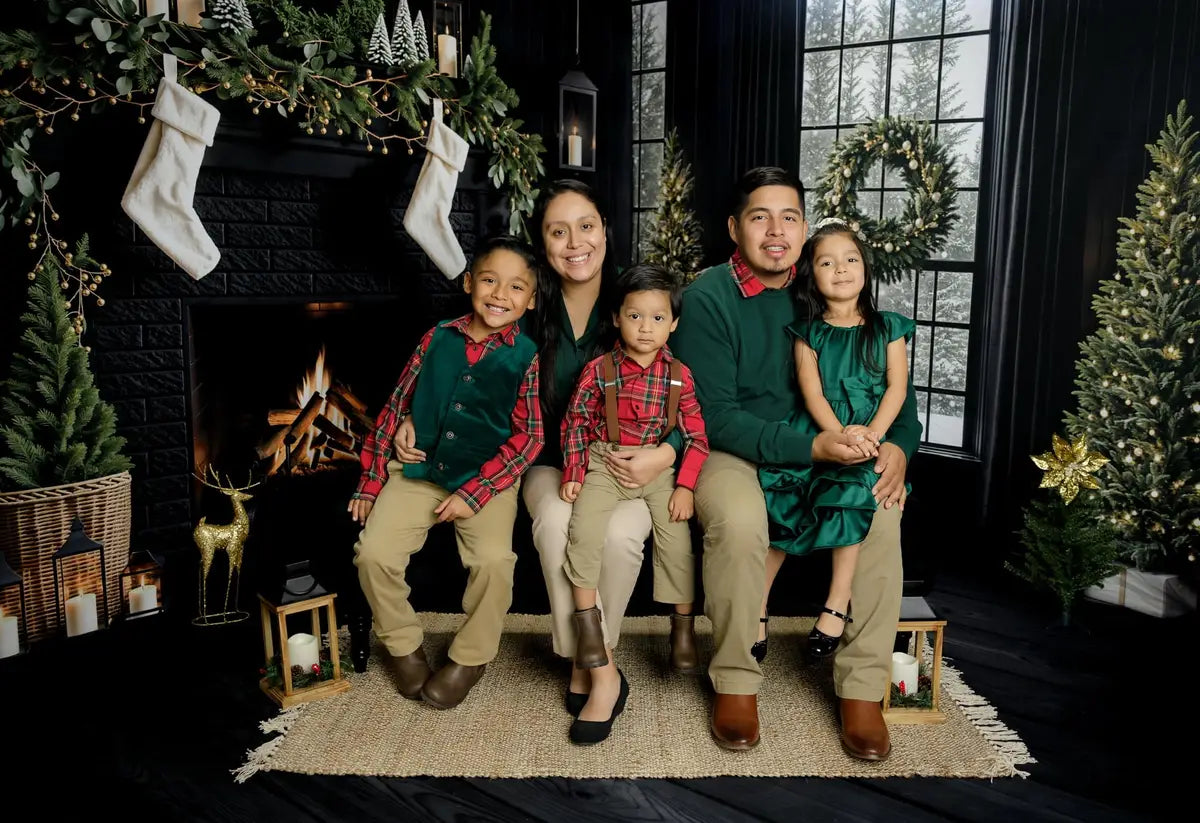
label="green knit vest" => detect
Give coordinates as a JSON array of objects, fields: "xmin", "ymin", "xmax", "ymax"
[{"xmin": 403, "ymin": 324, "xmax": 537, "ymax": 491}]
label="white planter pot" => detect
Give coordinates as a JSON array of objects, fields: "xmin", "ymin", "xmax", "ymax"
[{"xmin": 1084, "ymin": 565, "xmax": 1197, "ymax": 618}]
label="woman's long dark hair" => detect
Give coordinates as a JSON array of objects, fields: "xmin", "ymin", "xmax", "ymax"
[
  {"xmin": 529, "ymin": 179, "xmax": 620, "ymax": 417},
  {"xmin": 793, "ymin": 223, "xmax": 886, "ymax": 374}
]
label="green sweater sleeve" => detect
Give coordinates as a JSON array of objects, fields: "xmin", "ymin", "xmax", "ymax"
[{"xmin": 673, "ymin": 290, "xmax": 814, "ymax": 468}]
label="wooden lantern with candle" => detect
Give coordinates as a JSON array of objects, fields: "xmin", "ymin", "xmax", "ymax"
[
  {"xmin": 257, "ymin": 590, "xmax": 350, "ymax": 708},
  {"xmin": 0, "ymin": 554, "xmax": 28, "ymax": 659},
  {"xmin": 52, "ymin": 518, "xmax": 108, "ymax": 638},
  {"xmin": 119, "ymin": 549, "xmax": 165, "ymax": 620},
  {"xmin": 882, "ymin": 596, "xmax": 948, "ymax": 724}
]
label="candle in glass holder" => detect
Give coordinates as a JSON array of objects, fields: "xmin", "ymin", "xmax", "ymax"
[
  {"xmin": 65, "ymin": 592, "xmax": 99, "ymax": 637},
  {"xmin": 891, "ymin": 651, "xmax": 919, "ymax": 696},
  {"xmin": 568, "ymin": 125, "xmax": 583, "ymax": 166},
  {"xmin": 437, "ymin": 30, "xmax": 458, "ymax": 77},
  {"xmin": 287, "ymin": 632, "xmax": 320, "ymax": 673},
  {"xmin": 177, "ymin": 0, "xmax": 205, "ymax": 26},
  {"xmin": 129, "ymin": 582, "xmax": 158, "ymax": 615},
  {"xmin": 0, "ymin": 611, "xmax": 18, "ymax": 658}
]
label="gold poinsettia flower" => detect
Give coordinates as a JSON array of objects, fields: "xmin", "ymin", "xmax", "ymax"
[{"xmin": 1030, "ymin": 433, "xmax": 1109, "ymax": 505}]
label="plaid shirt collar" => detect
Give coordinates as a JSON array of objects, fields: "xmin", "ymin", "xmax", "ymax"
[
  {"xmin": 443, "ymin": 313, "xmax": 522, "ymax": 347},
  {"xmin": 610, "ymin": 341, "xmax": 674, "ymax": 369},
  {"xmin": 729, "ymin": 250, "xmax": 795, "ymax": 298}
]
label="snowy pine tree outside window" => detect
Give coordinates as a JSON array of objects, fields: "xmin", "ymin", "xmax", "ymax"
[
  {"xmin": 801, "ymin": 0, "xmax": 993, "ymax": 449},
  {"xmin": 632, "ymin": 1, "xmax": 668, "ymax": 261}
]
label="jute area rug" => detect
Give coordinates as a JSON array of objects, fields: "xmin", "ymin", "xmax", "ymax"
[{"xmin": 235, "ymin": 613, "xmax": 1034, "ymax": 781}]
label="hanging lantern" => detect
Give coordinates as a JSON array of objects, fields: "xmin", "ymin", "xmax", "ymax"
[
  {"xmin": 0, "ymin": 554, "xmax": 27, "ymax": 658},
  {"xmin": 558, "ymin": 0, "xmax": 597, "ymax": 171},
  {"xmin": 119, "ymin": 549, "xmax": 165, "ymax": 620},
  {"xmin": 52, "ymin": 517, "xmax": 109, "ymax": 638}
]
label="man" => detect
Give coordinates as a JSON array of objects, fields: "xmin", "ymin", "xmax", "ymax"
[{"xmin": 671, "ymin": 167, "xmax": 920, "ymax": 760}]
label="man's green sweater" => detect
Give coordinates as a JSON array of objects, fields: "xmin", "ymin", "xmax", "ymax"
[{"xmin": 671, "ymin": 261, "xmax": 922, "ymax": 467}]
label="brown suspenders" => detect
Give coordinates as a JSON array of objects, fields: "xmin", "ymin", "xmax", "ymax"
[{"xmin": 601, "ymin": 352, "xmax": 683, "ymax": 444}]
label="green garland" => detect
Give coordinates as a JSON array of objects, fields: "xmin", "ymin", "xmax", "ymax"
[
  {"xmin": 812, "ymin": 117, "xmax": 959, "ymax": 284},
  {"xmin": 0, "ymin": 1, "xmax": 545, "ymax": 319}
]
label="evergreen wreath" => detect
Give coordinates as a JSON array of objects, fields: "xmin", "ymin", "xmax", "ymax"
[
  {"xmin": 812, "ymin": 117, "xmax": 959, "ymax": 284},
  {"xmin": 0, "ymin": 1, "xmax": 545, "ymax": 321}
]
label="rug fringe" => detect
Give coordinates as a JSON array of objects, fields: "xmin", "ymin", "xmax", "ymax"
[
  {"xmin": 940, "ymin": 655, "xmax": 1037, "ymax": 778},
  {"xmin": 231, "ymin": 706, "xmax": 305, "ymax": 783}
]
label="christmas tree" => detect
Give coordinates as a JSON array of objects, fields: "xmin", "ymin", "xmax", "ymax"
[
  {"xmin": 391, "ymin": 0, "xmax": 418, "ymax": 69},
  {"xmin": 0, "ymin": 255, "xmax": 132, "ymax": 491},
  {"xmin": 1064, "ymin": 101, "xmax": 1200, "ymax": 574},
  {"xmin": 367, "ymin": 11, "xmax": 394, "ymax": 65},
  {"xmin": 413, "ymin": 10, "xmax": 431, "ymax": 62},
  {"xmin": 208, "ymin": 0, "xmax": 254, "ymax": 33},
  {"xmin": 645, "ymin": 128, "xmax": 704, "ymax": 281}
]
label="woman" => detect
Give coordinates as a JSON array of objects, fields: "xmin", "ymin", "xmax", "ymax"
[{"xmin": 524, "ymin": 180, "xmax": 680, "ymax": 742}]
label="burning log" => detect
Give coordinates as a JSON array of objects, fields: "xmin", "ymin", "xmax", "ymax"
[
  {"xmin": 325, "ymin": 388, "xmax": 376, "ymax": 433},
  {"xmin": 267, "ymin": 409, "xmax": 300, "ymax": 426},
  {"xmin": 256, "ymin": 426, "xmax": 289, "ymax": 460},
  {"xmin": 284, "ymin": 393, "xmax": 324, "ymax": 447},
  {"xmin": 330, "ymin": 382, "xmax": 368, "ymax": 413},
  {"xmin": 312, "ymin": 414, "xmax": 355, "ymax": 452}
]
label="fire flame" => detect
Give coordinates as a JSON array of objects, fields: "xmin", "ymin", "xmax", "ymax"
[{"xmin": 268, "ymin": 347, "xmax": 350, "ymax": 473}]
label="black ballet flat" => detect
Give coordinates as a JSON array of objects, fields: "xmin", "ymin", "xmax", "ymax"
[
  {"xmin": 565, "ymin": 689, "xmax": 588, "ymax": 717},
  {"xmin": 807, "ymin": 606, "xmax": 853, "ymax": 659},
  {"xmin": 568, "ymin": 669, "xmax": 629, "ymax": 745},
  {"xmin": 750, "ymin": 615, "xmax": 770, "ymax": 663}
]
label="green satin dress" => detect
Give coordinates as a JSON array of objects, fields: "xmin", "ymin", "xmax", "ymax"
[{"xmin": 759, "ymin": 311, "xmax": 915, "ymax": 556}]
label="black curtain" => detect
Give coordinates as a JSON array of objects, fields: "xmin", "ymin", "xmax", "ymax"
[
  {"xmin": 667, "ymin": 0, "xmax": 801, "ymax": 266},
  {"xmin": 977, "ymin": 0, "xmax": 1200, "ymax": 543}
]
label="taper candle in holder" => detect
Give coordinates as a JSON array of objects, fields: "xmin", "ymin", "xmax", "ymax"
[
  {"xmin": 433, "ymin": 1, "xmax": 463, "ymax": 78},
  {"xmin": 53, "ymin": 518, "xmax": 109, "ymax": 638}
]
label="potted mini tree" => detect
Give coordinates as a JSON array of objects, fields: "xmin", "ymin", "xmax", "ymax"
[{"xmin": 0, "ymin": 248, "xmax": 133, "ymax": 641}]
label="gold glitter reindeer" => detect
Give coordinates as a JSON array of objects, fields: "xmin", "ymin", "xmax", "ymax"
[{"xmin": 192, "ymin": 466, "xmax": 259, "ymax": 624}]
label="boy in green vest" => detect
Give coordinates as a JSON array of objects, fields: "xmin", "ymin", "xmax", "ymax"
[{"xmin": 347, "ymin": 236, "xmax": 543, "ymax": 710}]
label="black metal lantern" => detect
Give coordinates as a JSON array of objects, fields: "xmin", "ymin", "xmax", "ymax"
[
  {"xmin": 52, "ymin": 518, "xmax": 108, "ymax": 638},
  {"xmin": 559, "ymin": 70, "xmax": 598, "ymax": 171},
  {"xmin": 0, "ymin": 554, "xmax": 27, "ymax": 658},
  {"xmin": 120, "ymin": 549, "xmax": 165, "ymax": 619},
  {"xmin": 433, "ymin": 1, "xmax": 464, "ymax": 78}
]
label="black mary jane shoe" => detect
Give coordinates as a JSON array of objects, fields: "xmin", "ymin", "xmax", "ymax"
[
  {"xmin": 568, "ymin": 669, "xmax": 629, "ymax": 746},
  {"xmin": 807, "ymin": 606, "xmax": 853, "ymax": 659},
  {"xmin": 565, "ymin": 689, "xmax": 588, "ymax": 717},
  {"xmin": 750, "ymin": 614, "xmax": 770, "ymax": 663}
]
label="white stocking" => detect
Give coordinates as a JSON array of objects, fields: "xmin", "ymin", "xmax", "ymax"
[{"xmin": 402, "ymin": 101, "xmax": 469, "ymax": 279}]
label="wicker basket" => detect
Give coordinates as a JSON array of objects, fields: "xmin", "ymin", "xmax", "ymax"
[{"xmin": 0, "ymin": 472, "xmax": 132, "ymax": 642}]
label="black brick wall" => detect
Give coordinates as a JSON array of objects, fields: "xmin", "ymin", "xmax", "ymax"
[{"xmin": 89, "ymin": 162, "xmax": 489, "ymax": 551}]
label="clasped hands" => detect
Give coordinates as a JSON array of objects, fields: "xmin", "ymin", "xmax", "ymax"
[{"xmin": 812, "ymin": 428, "xmax": 907, "ymax": 511}]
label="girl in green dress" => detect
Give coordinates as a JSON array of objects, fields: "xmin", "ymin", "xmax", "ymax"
[{"xmin": 754, "ymin": 220, "xmax": 914, "ymax": 661}]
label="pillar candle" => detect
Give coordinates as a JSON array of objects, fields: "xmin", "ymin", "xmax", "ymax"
[
  {"xmin": 891, "ymin": 651, "xmax": 919, "ymax": 696},
  {"xmin": 129, "ymin": 583, "xmax": 158, "ymax": 615},
  {"xmin": 0, "ymin": 614, "xmax": 18, "ymax": 659},
  {"xmin": 287, "ymin": 632, "xmax": 320, "ymax": 673},
  {"xmin": 144, "ymin": 0, "xmax": 169, "ymax": 17},
  {"xmin": 568, "ymin": 128, "xmax": 583, "ymax": 166},
  {"xmin": 177, "ymin": 0, "xmax": 205, "ymax": 26},
  {"xmin": 65, "ymin": 593, "xmax": 99, "ymax": 637},
  {"xmin": 438, "ymin": 33, "xmax": 458, "ymax": 77}
]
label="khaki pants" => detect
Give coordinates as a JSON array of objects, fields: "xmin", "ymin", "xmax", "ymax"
[
  {"xmin": 565, "ymin": 443, "xmax": 694, "ymax": 605},
  {"xmin": 353, "ymin": 461, "xmax": 520, "ymax": 666},
  {"xmin": 523, "ymin": 465, "xmax": 649, "ymax": 657},
  {"xmin": 694, "ymin": 450, "xmax": 903, "ymax": 699}
]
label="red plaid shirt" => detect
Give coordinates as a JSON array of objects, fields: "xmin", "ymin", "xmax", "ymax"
[
  {"xmin": 561, "ymin": 344, "xmax": 709, "ymax": 489},
  {"xmin": 354, "ymin": 314, "xmax": 543, "ymax": 511},
  {"xmin": 729, "ymin": 249, "xmax": 795, "ymax": 296}
]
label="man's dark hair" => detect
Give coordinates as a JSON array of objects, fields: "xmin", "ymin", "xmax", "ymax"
[
  {"xmin": 611, "ymin": 263, "xmax": 683, "ymax": 319},
  {"xmin": 471, "ymin": 235, "xmax": 540, "ymax": 280},
  {"xmin": 730, "ymin": 166, "xmax": 806, "ymax": 219}
]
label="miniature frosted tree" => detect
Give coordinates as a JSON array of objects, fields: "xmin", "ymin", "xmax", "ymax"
[
  {"xmin": 391, "ymin": 0, "xmax": 418, "ymax": 69},
  {"xmin": 208, "ymin": 0, "xmax": 253, "ymax": 33},
  {"xmin": 413, "ymin": 10, "xmax": 431, "ymax": 62},
  {"xmin": 367, "ymin": 11, "xmax": 394, "ymax": 65}
]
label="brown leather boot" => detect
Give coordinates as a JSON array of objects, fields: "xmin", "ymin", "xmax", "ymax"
[
  {"xmin": 669, "ymin": 613, "xmax": 698, "ymax": 673},
  {"xmin": 386, "ymin": 646, "xmax": 432, "ymax": 700},
  {"xmin": 710, "ymin": 692, "xmax": 760, "ymax": 750},
  {"xmin": 572, "ymin": 607, "xmax": 609, "ymax": 669},
  {"xmin": 839, "ymin": 697, "xmax": 891, "ymax": 761},
  {"xmin": 420, "ymin": 661, "xmax": 487, "ymax": 710}
]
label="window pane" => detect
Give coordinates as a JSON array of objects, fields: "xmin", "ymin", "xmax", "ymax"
[
  {"xmin": 640, "ymin": 72, "xmax": 665, "ymax": 139},
  {"xmin": 639, "ymin": 142, "xmax": 665, "ymax": 209},
  {"xmin": 940, "ymin": 34, "xmax": 989, "ymax": 119},
  {"xmin": 917, "ymin": 390, "xmax": 930, "ymax": 428},
  {"xmin": 946, "ymin": 0, "xmax": 992, "ymax": 33},
  {"xmin": 640, "ymin": 2, "xmax": 668, "ymax": 70},
  {"xmin": 857, "ymin": 189, "xmax": 882, "ymax": 220},
  {"xmin": 881, "ymin": 189, "xmax": 907, "ymax": 220},
  {"xmin": 932, "ymin": 326, "xmax": 969, "ymax": 391},
  {"xmin": 799, "ymin": 128, "xmax": 837, "ymax": 189},
  {"xmin": 912, "ymin": 322, "xmax": 932, "ymax": 386},
  {"xmin": 893, "ymin": 0, "xmax": 942, "ymax": 38},
  {"xmin": 938, "ymin": 121, "xmax": 983, "ymax": 187},
  {"xmin": 916, "ymin": 270, "xmax": 935, "ymax": 320},
  {"xmin": 802, "ymin": 50, "xmax": 840, "ymax": 125},
  {"xmin": 840, "ymin": 45, "xmax": 888, "ymax": 124},
  {"xmin": 631, "ymin": 75, "xmax": 641, "ymax": 141},
  {"xmin": 632, "ymin": 145, "xmax": 641, "ymax": 208},
  {"xmin": 631, "ymin": 5, "xmax": 642, "ymax": 70},
  {"xmin": 935, "ymin": 270, "xmax": 973, "ymax": 323},
  {"xmin": 941, "ymin": 189, "xmax": 978, "ymax": 261},
  {"xmin": 844, "ymin": 0, "xmax": 890, "ymax": 44},
  {"xmin": 876, "ymin": 273, "xmax": 915, "ymax": 319},
  {"xmin": 928, "ymin": 392, "xmax": 965, "ymax": 446},
  {"xmin": 638, "ymin": 212, "xmax": 656, "ymax": 261},
  {"xmin": 806, "ymin": 0, "xmax": 843, "ymax": 47},
  {"xmin": 889, "ymin": 40, "xmax": 940, "ymax": 120},
  {"xmin": 633, "ymin": 213, "xmax": 641, "ymax": 257}
]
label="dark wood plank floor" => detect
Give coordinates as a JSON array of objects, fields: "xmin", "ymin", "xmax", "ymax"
[{"xmin": 7, "ymin": 563, "xmax": 1187, "ymax": 823}]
